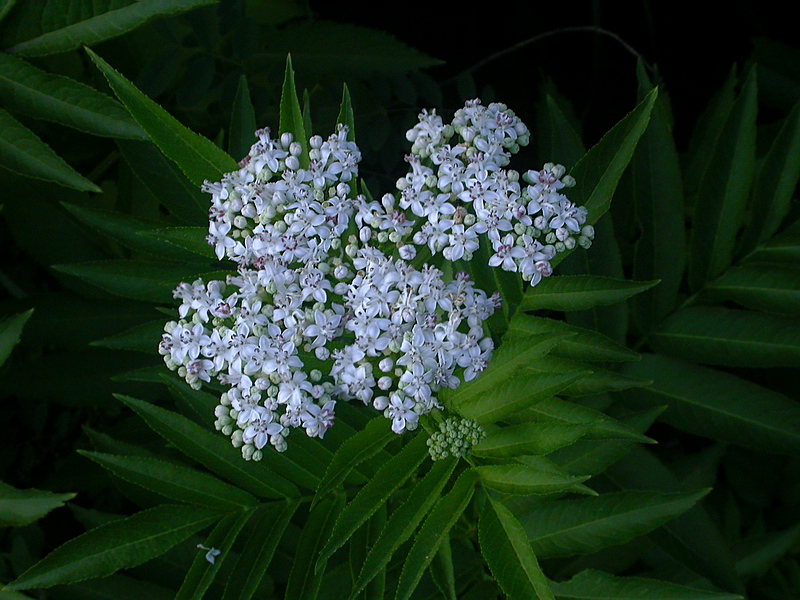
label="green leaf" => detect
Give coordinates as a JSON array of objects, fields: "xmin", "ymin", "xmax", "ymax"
[
  {"xmin": 688, "ymin": 68, "xmax": 758, "ymax": 290},
  {"xmin": 704, "ymin": 261, "xmax": 800, "ymax": 315},
  {"xmin": 395, "ymin": 469, "xmax": 477, "ymax": 600},
  {"xmin": 52, "ymin": 260, "xmax": 225, "ymax": 303},
  {"xmin": 87, "ymin": 48, "xmax": 238, "ymax": 187},
  {"xmin": 629, "ymin": 63, "xmax": 687, "ymax": 331},
  {"xmin": 476, "ymin": 464, "xmax": 589, "ymax": 496},
  {"xmin": 569, "ymin": 88, "xmax": 657, "ymax": 227},
  {"xmin": 139, "ymin": 227, "xmax": 216, "ymax": 260},
  {"xmin": 0, "ymin": 309, "xmax": 33, "ymax": 366},
  {"xmin": 318, "ymin": 433, "xmax": 430, "ymax": 566},
  {"xmin": 79, "ymin": 451, "xmax": 259, "ymax": 511},
  {"xmin": 350, "ymin": 457, "xmax": 457, "ymax": 600},
  {"xmin": 508, "ymin": 314, "xmax": 639, "ymax": 362},
  {"xmin": 621, "ymin": 354, "xmax": 800, "ymax": 455},
  {"xmin": 430, "ymin": 538, "xmax": 456, "ymax": 600},
  {"xmin": 734, "ymin": 522, "xmax": 800, "ymax": 579},
  {"xmin": 740, "ymin": 99, "xmax": 800, "ymax": 253},
  {"xmin": 337, "ymin": 84, "xmax": 356, "ymax": 142},
  {"xmin": 6, "ymin": 504, "xmax": 219, "ymax": 591},
  {"xmin": 520, "ymin": 275, "xmax": 658, "ymax": 312},
  {"xmin": 536, "ymin": 92, "xmax": 585, "ymax": 169},
  {"xmin": 0, "ymin": 54, "xmax": 144, "ymax": 139},
  {"xmin": 650, "ymin": 306, "xmax": 800, "ymax": 367},
  {"xmin": 90, "ymin": 320, "xmax": 163, "ymax": 354},
  {"xmin": 472, "ymin": 421, "xmax": 594, "ymax": 459},
  {"xmin": 518, "ymin": 489, "xmax": 709, "ymax": 559},
  {"xmin": 221, "ymin": 501, "xmax": 298, "ymax": 600},
  {"xmin": 228, "ymin": 75, "xmax": 256, "ymax": 161},
  {"xmin": 0, "ymin": 481, "xmax": 74, "ymax": 527},
  {"xmin": 0, "ymin": 0, "xmax": 17, "ymax": 23},
  {"xmin": 0, "ymin": 108, "xmax": 101, "ymax": 191},
  {"xmin": 176, "ymin": 509, "xmax": 251, "ymax": 600},
  {"xmin": 5, "ymin": 0, "xmax": 219, "ymax": 57},
  {"xmin": 479, "ymin": 496, "xmax": 555, "ymax": 600},
  {"xmin": 279, "ymin": 55, "xmax": 308, "ymax": 168},
  {"xmin": 117, "ymin": 395, "xmax": 300, "ymax": 499},
  {"xmin": 285, "ymin": 494, "xmax": 346, "ymax": 600},
  {"xmin": 313, "ymin": 417, "xmax": 395, "ymax": 506},
  {"xmin": 551, "ymin": 569, "xmax": 744, "ymax": 600}
]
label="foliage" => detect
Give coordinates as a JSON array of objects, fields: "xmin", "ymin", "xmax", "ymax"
[{"xmin": 1, "ymin": 2, "xmax": 800, "ymax": 600}]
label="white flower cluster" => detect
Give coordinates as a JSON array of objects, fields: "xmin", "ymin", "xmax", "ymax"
[
  {"xmin": 159, "ymin": 120, "xmax": 500, "ymax": 459},
  {"xmin": 357, "ymin": 100, "xmax": 594, "ymax": 285}
]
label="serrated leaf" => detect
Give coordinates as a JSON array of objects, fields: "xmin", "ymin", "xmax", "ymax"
[
  {"xmin": 473, "ymin": 421, "xmax": 594, "ymax": 459},
  {"xmin": 139, "ymin": 227, "xmax": 216, "ymax": 259},
  {"xmin": 518, "ymin": 489, "xmax": 709, "ymax": 559},
  {"xmin": 337, "ymin": 84, "xmax": 356, "ymax": 142},
  {"xmin": 90, "ymin": 319, "xmax": 163, "ymax": 353},
  {"xmin": 551, "ymin": 569, "xmax": 743, "ymax": 600},
  {"xmin": 221, "ymin": 501, "xmax": 298, "ymax": 600},
  {"xmin": 0, "ymin": 309, "xmax": 33, "ymax": 366},
  {"xmin": 704, "ymin": 261, "xmax": 800, "ymax": 315},
  {"xmin": 568, "ymin": 88, "xmax": 657, "ymax": 227},
  {"xmin": 228, "ymin": 75, "xmax": 257, "ymax": 161},
  {"xmin": 176, "ymin": 509, "xmax": 251, "ymax": 600},
  {"xmin": 350, "ymin": 457, "xmax": 457, "ymax": 600},
  {"xmin": 479, "ymin": 496, "xmax": 555, "ymax": 600},
  {"xmin": 476, "ymin": 464, "xmax": 589, "ymax": 496},
  {"xmin": 630, "ymin": 63, "xmax": 687, "ymax": 331},
  {"xmin": 87, "ymin": 48, "xmax": 238, "ymax": 187},
  {"xmin": 395, "ymin": 469, "xmax": 477, "ymax": 600},
  {"xmin": 0, "ymin": 53, "xmax": 144, "ymax": 138},
  {"xmin": 162, "ymin": 374, "xmax": 218, "ymax": 423},
  {"xmin": 508, "ymin": 314, "xmax": 639, "ymax": 362},
  {"xmin": 429, "ymin": 536, "xmax": 456, "ymax": 600},
  {"xmin": 5, "ymin": 0, "xmax": 218, "ymax": 57},
  {"xmin": 622, "ymin": 354, "xmax": 800, "ymax": 455},
  {"xmin": 0, "ymin": 481, "xmax": 74, "ymax": 527},
  {"xmin": 0, "ymin": 108, "xmax": 100, "ymax": 191},
  {"xmin": 650, "ymin": 306, "xmax": 800, "ymax": 367},
  {"xmin": 688, "ymin": 68, "xmax": 758, "ymax": 290},
  {"xmin": 80, "ymin": 451, "xmax": 259, "ymax": 510},
  {"xmin": 6, "ymin": 504, "xmax": 219, "ymax": 591},
  {"xmin": 52, "ymin": 260, "xmax": 226, "ymax": 303},
  {"xmin": 285, "ymin": 494, "xmax": 346, "ymax": 600},
  {"xmin": 278, "ymin": 55, "xmax": 308, "ymax": 168},
  {"xmin": 117, "ymin": 395, "xmax": 300, "ymax": 499},
  {"xmin": 313, "ymin": 417, "xmax": 395, "ymax": 506},
  {"xmin": 520, "ymin": 275, "xmax": 658, "ymax": 312},
  {"xmin": 318, "ymin": 433, "xmax": 429, "ymax": 567}
]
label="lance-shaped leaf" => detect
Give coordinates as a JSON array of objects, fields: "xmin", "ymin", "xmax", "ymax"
[
  {"xmin": 117, "ymin": 395, "xmax": 300, "ymax": 499},
  {"xmin": 0, "ymin": 54, "xmax": 144, "ymax": 139},
  {"xmin": 0, "ymin": 309, "xmax": 33, "ymax": 366},
  {"xmin": 162, "ymin": 374, "xmax": 218, "ymax": 423},
  {"xmin": 550, "ymin": 569, "xmax": 744, "ymax": 600},
  {"xmin": 90, "ymin": 320, "xmax": 165, "ymax": 354},
  {"xmin": 0, "ymin": 481, "xmax": 74, "ymax": 527},
  {"xmin": 337, "ymin": 83, "xmax": 356, "ymax": 142},
  {"xmin": 395, "ymin": 469, "xmax": 477, "ymax": 600},
  {"xmin": 318, "ymin": 433, "xmax": 429, "ymax": 567},
  {"xmin": 473, "ymin": 421, "xmax": 594, "ymax": 459},
  {"xmin": 520, "ymin": 275, "xmax": 658, "ymax": 312},
  {"xmin": 0, "ymin": 108, "xmax": 100, "ymax": 192},
  {"xmin": 568, "ymin": 88, "xmax": 657, "ymax": 227},
  {"xmin": 621, "ymin": 354, "xmax": 800, "ymax": 456},
  {"xmin": 536, "ymin": 92, "xmax": 585, "ymax": 169},
  {"xmin": 286, "ymin": 494, "xmax": 346, "ymax": 600},
  {"xmin": 87, "ymin": 48, "xmax": 238, "ymax": 187},
  {"xmin": 221, "ymin": 501, "xmax": 298, "ymax": 600},
  {"xmin": 518, "ymin": 489, "xmax": 709, "ymax": 559},
  {"xmin": 139, "ymin": 227, "xmax": 217, "ymax": 260},
  {"xmin": 704, "ymin": 261, "xmax": 800, "ymax": 315},
  {"xmin": 349, "ymin": 457, "xmax": 458, "ymax": 600},
  {"xmin": 430, "ymin": 537, "xmax": 456, "ymax": 600},
  {"xmin": 313, "ymin": 417, "xmax": 395, "ymax": 506},
  {"xmin": 80, "ymin": 451, "xmax": 259, "ymax": 511},
  {"xmin": 228, "ymin": 75, "xmax": 257, "ymax": 161},
  {"xmin": 176, "ymin": 509, "xmax": 251, "ymax": 600},
  {"xmin": 476, "ymin": 464, "xmax": 589, "ymax": 496},
  {"xmin": 479, "ymin": 496, "xmax": 555, "ymax": 600},
  {"xmin": 509, "ymin": 314, "xmax": 639, "ymax": 362},
  {"xmin": 688, "ymin": 68, "xmax": 758, "ymax": 290},
  {"xmin": 6, "ymin": 504, "xmax": 219, "ymax": 591},
  {"xmin": 5, "ymin": 0, "xmax": 219, "ymax": 57},
  {"xmin": 279, "ymin": 55, "xmax": 308, "ymax": 169},
  {"xmin": 650, "ymin": 306, "xmax": 800, "ymax": 367}
]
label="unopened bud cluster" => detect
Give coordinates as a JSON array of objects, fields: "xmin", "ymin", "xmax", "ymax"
[{"xmin": 427, "ymin": 417, "xmax": 486, "ymax": 461}]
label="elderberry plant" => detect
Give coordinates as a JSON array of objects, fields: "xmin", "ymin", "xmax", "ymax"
[{"xmin": 158, "ymin": 99, "xmax": 592, "ymax": 460}]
